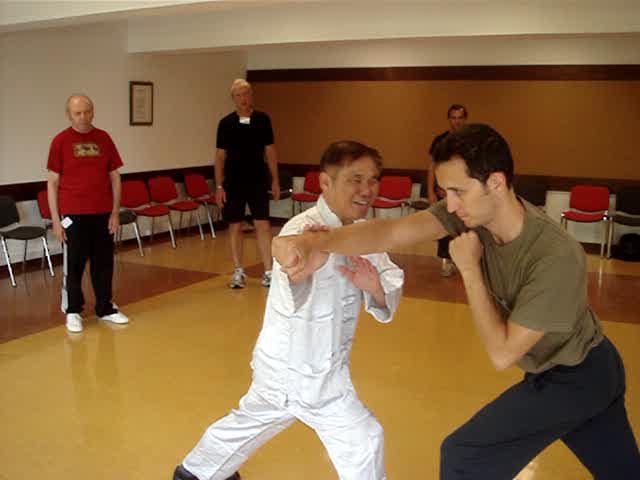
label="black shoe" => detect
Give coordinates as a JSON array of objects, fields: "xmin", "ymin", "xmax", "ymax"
[
  {"xmin": 173, "ymin": 465, "xmax": 240, "ymax": 480},
  {"xmin": 174, "ymin": 465, "xmax": 197, "ymax": 480}
]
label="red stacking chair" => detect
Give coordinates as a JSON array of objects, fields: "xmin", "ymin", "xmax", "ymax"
[
  {"xmin": 148, "ymin": 176, "xmax": 204, "ymax": 241},
  {"xmin": 372, "ymin": 176, "xmax": 412, "ymax": 217},
  {"xmin": 184, "ymin": 173, "xmax": 219, "ymax": 238},
  {"xmin": 121, "ymin": 180, "xmax": 176, "ymax": 249},
  {"xmin": 291, "ymin": 171, "xmax": 321, "ymax": 215},
  {"xmin": 561, "ymin": 185, "xmax": 610, "ymax": 257}
]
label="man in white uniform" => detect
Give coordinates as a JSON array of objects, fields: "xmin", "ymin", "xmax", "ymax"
[{"xmin": 174, "ymin": 141, "xmax": 404, "ymax": 480}]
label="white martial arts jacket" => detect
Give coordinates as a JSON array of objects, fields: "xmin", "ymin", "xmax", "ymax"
[{"xmin": 251, "ymin": 196, "xmax": 404, "ymax": 410}]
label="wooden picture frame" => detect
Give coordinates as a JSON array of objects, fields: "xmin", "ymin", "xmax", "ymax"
[{"xmin": 129, "ymin": 81, "xmax": 153, "ymax": 125}]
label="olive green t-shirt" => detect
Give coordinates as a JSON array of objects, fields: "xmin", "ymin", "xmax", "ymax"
[{"xmin": 429, "ymin": 198, "xmax": 603, "ymax": 373}]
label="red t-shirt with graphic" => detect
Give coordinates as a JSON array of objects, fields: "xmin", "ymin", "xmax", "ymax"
[{"xmin": 47, "ymin": 127, "xmax": 123, "ymax": 215}]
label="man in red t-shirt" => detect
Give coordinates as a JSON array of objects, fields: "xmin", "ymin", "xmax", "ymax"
[{"xmin": 47, "ymin": 94, "xmax": 129, "ymax": 333}]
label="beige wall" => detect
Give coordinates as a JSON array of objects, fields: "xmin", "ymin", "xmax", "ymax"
[
  {"xmin": 254, "ymin": 80, "xmax": 640, "ymax": 179},
  {"xmin": 0, "ymin": 21, "xmax": 246, "ymax": 185}
]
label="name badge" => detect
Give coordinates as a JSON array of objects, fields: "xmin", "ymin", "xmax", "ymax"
[{"xmin": 239, "ymin": 116, "xmax": 251, "ymax": 125}]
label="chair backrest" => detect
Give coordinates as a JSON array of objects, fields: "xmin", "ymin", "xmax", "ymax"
[
  {"xmin": 616, "ymin": 187, "xmax": 640, "ymax": 215},
  {"xmin": 148, "ymin": 176, "xmax": 178, "ymax": 203},
  {"xmin": 569, "ymin": 185, "xmax": 609, "ymax": 212},
  {"xmin": 121, "ymin": 180, "xmax": 151, "ymax": 209},
  {"xmin": 303, "ymin": 171, "xmax": 321, "ymax": 194},
  {"xmin": 37, "ymin": 190, "xmax": 52, "ymax": 220},
  {"xmin": 184, "ymin": 173, "xmax": 209, "ymax": 198},
  {"xmin": 378, "ymin": 176, "xmax": 413, "ymax": 201},
  {"xmin": 0, "ymin": 195, "xmax": 19, "ymax": 228}
]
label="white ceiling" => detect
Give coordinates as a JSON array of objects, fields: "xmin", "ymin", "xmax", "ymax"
[{"xmin": 2, "ymin": 0, "xmax": 640, "ymax": 55}]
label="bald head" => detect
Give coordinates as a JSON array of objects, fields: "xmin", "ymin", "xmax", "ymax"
[
  {"xmin": 66, "ymin": 94, "xmax": 93, "ymax": 112},
  {"xmin": 66, "ymin": 94, "xmax": 94, "ymax": 133}
]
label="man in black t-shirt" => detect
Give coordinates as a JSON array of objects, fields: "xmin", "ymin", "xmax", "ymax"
[
  {"xmin": 427, "ymin": 104, "xmax": 468, "ymax": 276},
  {"xmin": 215, "ymin": 79, "xmax": 280, "ymax": 289}
]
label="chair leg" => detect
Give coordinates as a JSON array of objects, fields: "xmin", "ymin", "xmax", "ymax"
[
  {"xmin": 195, "ymin": 210, "xmax": 204, "ymax": 240},
  {"xmin": 607, "ymin": 220, "xmax": 615, "ymax": 258},
  {"xmin": 150, "ymin": 217, "xmax": 155, "ymax": 242},
  {"xmin": 42, "ymin": 236, "xmax": 54, "ymax": 277},
  {"xmin": 22, "ymin": 239, "xmax": 28, "ymax": 273},
  {"xmin": 133, "ymin": 221, "xmax": 144, "ymax": 257},
  {"xmin": 167, "ymin": 216, "xmax": 177, "ymax": 249},
  {"xmin": 113, "ymin": 227, "xmax": 121, "ymax": 254},
  {"xmin": 1, "ymin": 237, "xmax": 16, "ymax": 287},
  {"xmin": 205, "ymin": 205, "xmax": 216, "ymax": 239},
  {"xmin": 600, "ymin": 220, "xmax": 607, "ymax": 258}
]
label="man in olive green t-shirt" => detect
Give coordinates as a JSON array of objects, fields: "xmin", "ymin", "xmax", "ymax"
[{"xmin": 273, "ymin": 124, "xmax": 639, "ymax": 479}]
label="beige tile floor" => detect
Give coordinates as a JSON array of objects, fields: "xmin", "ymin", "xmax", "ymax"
[{"xmin": 1, "ymin": 230, "xmax": 638, "ymax": 479}]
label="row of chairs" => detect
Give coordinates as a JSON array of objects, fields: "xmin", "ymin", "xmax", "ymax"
[
  {"xmin": 1, "ymin": 173, "xmax": 222, "ymax": 287},
  {"xmin": 120, "ymin": 174, "xmax": 220, "ymax": 250},
  {"xmin": 292, "ymin": 171, "xmax": 414, "ymax": 217},
  {"xmin": 3, "ymin": 175, "xmax": 638, "ymax": 288}
]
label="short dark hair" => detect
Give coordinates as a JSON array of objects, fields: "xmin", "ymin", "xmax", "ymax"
[
  {"xmin": 447, "ymin": 104, "xmax": 468, "ymax": 118},
  {"xmin": 433, "ymin": 123, "xmax": 514, "ymax": 187},
  {"xmin": 320, "ymin": 141, "xmax": 383, "ymax": 173}
]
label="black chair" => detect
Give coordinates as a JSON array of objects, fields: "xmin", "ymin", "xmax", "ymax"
[
  {"xmin": 0, "ymin": 195, "xmax": 54, "ymax": 287},
  {"xmin": 115, "ymin": 209, "xmax": 144, "ymax": 257},
  {"xmin": 607, "ymin": 187, "xmax": 640, "ymax": 258},
  {"xmin": 513, "ymin": 176, "xmax": 547, "ymax": 209},
  {"xmin": 408, "ymin": 182, "xmax": 430, "ymax": 211}
]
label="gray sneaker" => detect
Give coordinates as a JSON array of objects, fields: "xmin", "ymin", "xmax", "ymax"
[
  {"xmin": 229, "ymin": 268, "xmax": 246, "ymax": 289},
  {"xmin": 262, "ymin": 270, "xmax": 272, "ymax": 288},
  {"xmin": 440, "ymin": 259, "xmax": 455, "ymax": 277}
]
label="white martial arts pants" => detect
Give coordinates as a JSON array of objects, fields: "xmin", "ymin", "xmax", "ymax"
[{"xmin": 182, "ymin": 384, "xmax": 386, "ymax": 480}]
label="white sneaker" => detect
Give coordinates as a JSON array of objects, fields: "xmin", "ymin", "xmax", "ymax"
[
  {"xmin": 229, "ymin": 268, "xmax": 246, "ymax": 289},
  {"xmin": 66, "ymin": 313, "xmax": 83, "ymax": 333},
  {"xmin": 100, "ymin": 311, "xmax": 129, "ymax": 324},
  {"xmin": 261, "ymin": 270, "xmax": 272, "ymax": 288}
]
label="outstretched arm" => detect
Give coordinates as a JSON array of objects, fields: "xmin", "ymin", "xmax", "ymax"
[{"xmin": 273, "ymin": 209, "xmax": 447, "ymax": 277}]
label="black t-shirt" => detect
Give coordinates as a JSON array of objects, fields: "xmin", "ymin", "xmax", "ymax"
[
  {"xmin": 428, "ymin": 130, "xmax": 449, "ymax": 197},
  {"xmin": 216, "ymin": 110, "xmax": 274, "ymax": 187}
]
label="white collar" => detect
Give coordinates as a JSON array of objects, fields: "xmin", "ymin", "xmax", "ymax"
[{"xmin": 316, "ymin": 195, "xmax": 344, "ymax": 228}]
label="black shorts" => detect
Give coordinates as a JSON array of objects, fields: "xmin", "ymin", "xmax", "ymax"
[{"xmin": 223, "ymin": 185, "xmax": 270, "ymax": 223}]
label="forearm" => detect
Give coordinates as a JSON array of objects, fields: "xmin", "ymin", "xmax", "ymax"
[
  {"xmin": 110, "ymin": 171, "xmax": 121, "ymax": 213},
  {"xmin": 214, "ymin": 150, "xmax": 225, "ymax": 187},
  {"xmin": 265, "ymin": 146, "xmax": 278, "ymax": 181},
  {"xmin": 313, "ymin": 210, "xmax": 445, "ymax": 255},
  {"xmin": 47, "ymin": 174, "xmax": 62, "ymax": 223},
  {"xmin": 370, "ymin": 286, "xmax": 386, "ymax": 307},
  {"xmin": 460, "ymin": 267, "xmax": 511, "ymax": 369}
]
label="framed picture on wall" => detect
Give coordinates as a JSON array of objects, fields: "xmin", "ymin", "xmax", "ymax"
[{"xmin": 129, "ymin": 81, "xmax": 153, "ymax": 125}]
